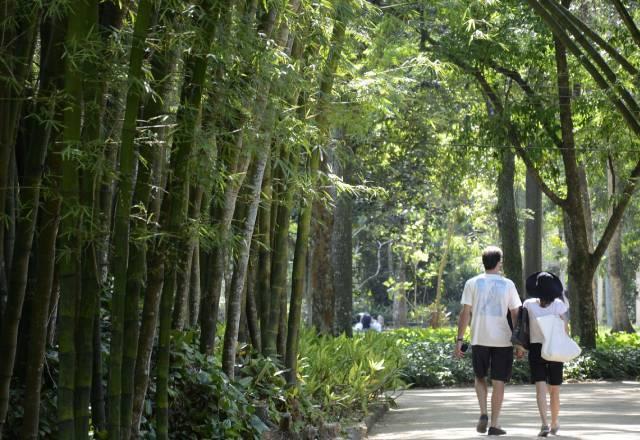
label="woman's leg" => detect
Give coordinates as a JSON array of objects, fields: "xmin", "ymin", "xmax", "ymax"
[
  {"xmin": 549, "ymin": 384, "xmax": 560, "ymax": 429},
  {"xmin": 535, "ymin": 381, "xmax": 548, "ymax": 426}
]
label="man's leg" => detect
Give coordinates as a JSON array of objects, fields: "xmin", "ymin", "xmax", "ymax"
[
  {"xmin": 490, "ymin": 379, "xmax": 504, "ymax": 428},
  {"xmin": 487, "ymin": 346, "xmax": 513, "ymax": 434},
  {"xmin": 471, "ymin": 346, "xmax": 490, "ymax": 433},
  {"xmin": 475, "ymin": 376, "xmax": 488, "ymax": 416}
]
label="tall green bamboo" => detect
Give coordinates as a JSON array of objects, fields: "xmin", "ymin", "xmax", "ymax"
[
  {"xmin": 172, "ymin": 185, "xmax": 204, "ymax": 330},
  {"xmin": 222, "ymin": 113, "xmax": 274, "ymax": 377},
  {"xmin": 155, "ymin": 266, "xmax": 177, "ymax": 439},
  {"xmin": 122, "ymin": 15, "xmax": 179, "ymax": 435},
  {"xmin": 19, "ymin": 18, "xmax": 67, "ymax": 438},
  {"xmin": 0, "ymin": 3, "xmax": 40, "ymax": 331},
  {"xmin": 155, "ymin": 1, "xmax": 222, "ymax": 434},
  {"xmin": 257, "ymin": 153, "xmax": 272, "ymax": 348},
  {"xmin": 73, "ymin": 1, "xmax": 117, "ymax": 436},
  {"xmin": 0, "ymin": 2, "xmax": 43, "ymax": 433},
  {"xmin": 263, "ymin": 37, "xmax": 305, "ymax": 356},
  {"xmin": 199, "ymin": 0, "xmax": 264, "ymax": 355},
  {"xmin": 57, "ymin": 1, "xmax": 98, "ymax": 436},
  {"xmin": 105, "ymin": 1, "xmax": 155, "ymax": 437},
  {"xmin": 285, "ymin": 6, "xmax": 347, "ymax": 383}
]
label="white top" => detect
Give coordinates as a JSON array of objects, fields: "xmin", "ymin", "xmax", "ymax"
[
  {"xmin": 461, "ymin": 273, "xmax": 522, "ymax": 347},
  {"xmin": 353, "ymin": 321, "xmax": 382, "ymax": 332},
  {"xmin": 523, "ymin": 298, "xmax": 568, "ymax": 344}
]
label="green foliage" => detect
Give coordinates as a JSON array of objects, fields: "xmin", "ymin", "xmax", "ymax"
[
  {"xmin": 138, "ymin": 331, "xmax": 275, "ymax": 439},
  {"xmin": 134, "ymin": 328, "xmax": 407, "ymax": 437},
  {"xmin": 298, "ymin": 328, "xmax": 406, "ymax": 419},
  {"xmin": 396, "ymin": 328, "xmax": 640, "ymax": 388},
  {"xmin": 564, "ymin": 331, "xmax": 640, "ymax": 382},
  {"xmin": 4, "ymin": 351, "xmax": 59, "ymax": 439}
]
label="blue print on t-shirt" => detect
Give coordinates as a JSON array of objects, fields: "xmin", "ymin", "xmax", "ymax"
[{"xmin": 477, "ymin": 279, "xmax": 506, "ymax": 317}]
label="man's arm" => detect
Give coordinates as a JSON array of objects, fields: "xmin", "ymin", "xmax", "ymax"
[
  {"xmin": 509, "ymin": 307, "xmax": 519, "ymax": 327},
  {"xmin": 454, "ymin": 305, "xmax": 472, "ymax": 358}
]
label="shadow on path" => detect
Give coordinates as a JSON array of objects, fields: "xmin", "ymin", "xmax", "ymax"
[{"xmin": 369, "ymin": 382, "xmax": 640, "ymax": 439}]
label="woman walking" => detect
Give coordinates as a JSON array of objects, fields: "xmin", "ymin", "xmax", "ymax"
[{"xmin": 522, "ymin": 271, "xmax": 568, "ymax": 437}]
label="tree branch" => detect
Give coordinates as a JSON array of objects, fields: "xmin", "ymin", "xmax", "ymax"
[
  {"xmin": 558, "ymin": 1, "xmax": 637, "ymax": 76},
  {"xmin": 611, "ymin": 0, "xmax": 640, "ymax": 49},
  {"xmin": 592, "ymin": 158, "xmax": 640, "ymax": 265},
  {"xmin": 357, "ymin": 240, "xmax": 392, "ymax": 291},
  {"xmin": 525, "ymin": 0, "xmax": 640, "ymax": 136},
  {"xmin": 472, "ymin": 70, "xmax": 568, "ymax": 208},
  {"xmin": 422, "ymin": 31, "xmax": 567, "ymax": 206},
  {"xmin": 487, "ymin": 62, "xmax": 564, "ymax": 149},
  {"xmin": 541, "ymin": 0, "xmax": 640, "ymax": 116}
]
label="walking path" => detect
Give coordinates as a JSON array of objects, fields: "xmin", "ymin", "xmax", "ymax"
[{"xmin": 369, "ymin": 382, "xmax": 640, "ymax": 439}]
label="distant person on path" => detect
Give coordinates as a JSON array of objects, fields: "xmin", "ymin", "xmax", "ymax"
[
  {"xmin": 354, "ymin": 313, "xmax": 382, "ymax": 332},
  {"xmin": 453, "ymin": 246, "xmax": 522, "ymax": 436},
  {"xmin": 521, "ymin": 271, "xmax": 568, "ymax": 437}
]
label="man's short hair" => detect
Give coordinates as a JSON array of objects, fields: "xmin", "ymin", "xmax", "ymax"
[{"xmin": 482, "ymin": 246, "xmax": 502, "ymax": 270}]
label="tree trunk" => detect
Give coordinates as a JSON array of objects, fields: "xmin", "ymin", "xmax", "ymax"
[
  {"xmin": 20, "ymin": 162, "xmax": 63, "ymax": 439},
  {"xmin": 497, "ymin": 148, "xmax": 523, "ymax": 294},
  {"xmin": 189, "ymin": 241, "xmax": 201, "ymax": 327},
  {"xmin": 172, "ymin": 186, "xmax": 204, "ymax": 330},
  {"xmin": 524, "ymin": 169, "xmax": 543, "ymax": 279},
  {"xmin": 257, "ymin": 154, "xmax": 272, "ymax": 349},
  {"xmin": 393, "ymin": 254, "xmax": 408, "ymax": 327},
  {"xmin": 607, "ymin": 162, "xmax": 634, "ymax": 333},
  {"xmin": 129, "ymin": 252, "xmax": 165, "ymax": 438},
  {"xmin": 91, "ymin": 308, "xmax": 106, "ymax": 434},
  {"xmin": 266, "ymin": 160, "xmax": 295, "ymax": 355},
  {"xmin": 222, "ymin": 132, "xmax": 271, "ymax": 378},
  {"xmin": 200, "ymin": 0, "xmax": 280, "ymax": 355},
  {"xmin": 286, "ymin": 195, "xmax": 315, "ymax": 382},
  {"xmin": 73, "ymin": 1, "xmax": 117, "ymax": 435},
  {"xmin": 554, "ymin": 20, "xmax": 597, "ymax": 348},
  {"xmin": 431, "ymin": 217, "xmax": 455, "ymax": 328},
  {"xmin": 311, "ymin": 194, "xmax": 335, "ymax": 335},
  {"xmin": 155, "ymin": 267, "xmax": 177, "ymax": 439},
  {"xmin": 199, "ymin": 135, "xmax": 249, "ymax": 354},
  {"xmin": 246, "ymin": 241, "xmax": 262, "ymax": 352},
  {"xmin": 332, "ymin": 142, "xmax": 354, "ymax": 337}
]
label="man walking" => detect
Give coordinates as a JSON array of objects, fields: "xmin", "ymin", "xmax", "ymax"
[{"xmin": 454, "ymin": 246, "xmax": 521, "ymax": 436}]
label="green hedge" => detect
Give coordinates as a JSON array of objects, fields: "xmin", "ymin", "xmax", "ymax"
[{"xmin": 394, "ymin": 327, "xmax": 640, "ymax": 387}]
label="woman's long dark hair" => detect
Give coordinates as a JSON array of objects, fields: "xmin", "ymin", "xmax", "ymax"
[{"xmin": 361, "ymin": 313, "xmax": 372, "ymax": 329}]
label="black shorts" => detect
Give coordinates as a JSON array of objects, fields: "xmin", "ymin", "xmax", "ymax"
[
  {"xmin": 528, "ymin": 343, "xmax": 563, "ymax": 385},
  {"xmin": 471, "ymin": 345, "xmax": 513, "ymax": 382}
]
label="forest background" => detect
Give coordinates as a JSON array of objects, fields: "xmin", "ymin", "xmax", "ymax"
[{"xmin": 1, "ymin": 0, "xmax": 639, "ymax": 438}]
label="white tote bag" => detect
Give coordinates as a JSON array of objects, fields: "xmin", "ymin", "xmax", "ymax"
[{"xmin": 537, "ymin": 315, "xmax": 582, "ymax": 362}]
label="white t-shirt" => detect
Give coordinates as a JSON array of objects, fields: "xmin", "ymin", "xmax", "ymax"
[
  {"xmin": 523, "ymin": 298, "xmax": 568, "ymax": 344},
  {"xmin": 461, "ymin": 273, "xmax": 522, "ymax": 347}
]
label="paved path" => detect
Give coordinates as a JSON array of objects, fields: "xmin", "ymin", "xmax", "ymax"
[{"xmin": 369, "ymin": 382, "xmax": 640, "ymax": 439}]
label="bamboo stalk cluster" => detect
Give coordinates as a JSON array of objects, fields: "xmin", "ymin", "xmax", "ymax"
[{"xmin": 0, "ymin": 0, "xmax": 358, "ymax": 438}]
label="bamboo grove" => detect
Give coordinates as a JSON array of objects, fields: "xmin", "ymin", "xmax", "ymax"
[
  {"xmin": 0, "ymin": 0, "xmax": 362, "ymax": 437},
  {"xmin": 3, "ymin": 0, "xmax": 640, "ymax": 437}
]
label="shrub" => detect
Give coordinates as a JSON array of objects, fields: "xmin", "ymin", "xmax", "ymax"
[
  {"xmin": 298, "ymin": 328, "xmax": 407, "ymax": 419},
  {"xmin": 397, "ymin": 327, "xmax": 640, "ymax": 387}
]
